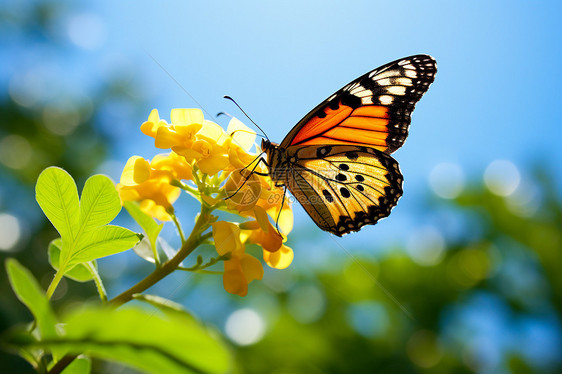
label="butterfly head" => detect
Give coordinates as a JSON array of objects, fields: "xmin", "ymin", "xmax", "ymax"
[{"xmin": 261, "ymin": 139, "xmax": 279, "ymax": 153}]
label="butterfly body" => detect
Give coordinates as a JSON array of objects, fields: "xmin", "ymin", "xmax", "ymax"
[{"xmin": 262, "ymin": 55, "xmax": 437, "ymax": 236}]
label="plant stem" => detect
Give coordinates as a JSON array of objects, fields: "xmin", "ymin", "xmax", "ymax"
[
  {"xmin": 109, "ymin": 204, "xmax": 210, "ymax": 307},
  {"xmin": 46, "ymin": 268, "xmax": 65, "ymax": 300},
  {"xmin": 171, "ymin": 214, "xmax": 186, "ymax": 244},
  {"xmin": 87, "ymin": 262, "xmax": 108, "ymax": 303}
]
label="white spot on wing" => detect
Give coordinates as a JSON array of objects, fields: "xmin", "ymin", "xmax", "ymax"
[
  {"xmin": 353, "ymin": 90, "xmax": 374, "ymax": 98},
  {"xmin": 350, "ymin": 86, "xmax": 366, "ymax": 95},
  {"xmin": 378, "ymin": 78, "xmax": 391, "ymax": 86},
  {"xmin": 387, "ymin": 86, "xmax": 406, "ymax": 95},
  {"xmin": 405, "ymin": 70, "xmax": 418, "ymax": 78},
  {"xmin": 379, "ymin": 95, "xmax": 393, "ymax": 105},
  {"xmin": 395, "ymin": 77, "xmax": 413, "ymax": 86},
  {"xmin": 371, "ymin": 70, "xmax": 395, "ymax": 80}
]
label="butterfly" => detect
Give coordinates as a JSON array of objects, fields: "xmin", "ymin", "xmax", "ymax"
[{"xmin": 260, "ymin": 55, "xmax": 437, "ymax": 236}]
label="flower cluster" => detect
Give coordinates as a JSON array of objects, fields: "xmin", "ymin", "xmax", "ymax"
[{"xmin": 117, "ymin": 108, "xmax": 293, "ymax": 296}]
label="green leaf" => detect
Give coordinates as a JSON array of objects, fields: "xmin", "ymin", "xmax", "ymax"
[
  {"xmin": 2, "ymin": 328, "xmax": 44, "ymax": 369},
  {"xmin": 124, "ymin": 201, "xmax": 163, "ymax": 249},
  {"xmin": 36, "ymin": 167, "xmax": 79, "ymax": 248},
  {"xmin": 79, "ymin": 175, "xmax": 121, "ymax": 230},
  {"xmin": 36, "ymin": 169, "xmax": 141, "ymax": 278},
  {"xmin": 71, "ymin": 225, "xmax": 141, "ymax": 265},
  {"xmin": 5, "ymin": 259, "xmax": 62, "ymax": 360},
  {"xmin": 132, "ymin": 294, "xmax": 195, "ymax": 317},
  {"xmin": 13, "ymin": 306, "xmax": 231, "ymax": 374},
  {"xmin": 48, "ymin": 239, "xmax": 97, "ymax": 282}
]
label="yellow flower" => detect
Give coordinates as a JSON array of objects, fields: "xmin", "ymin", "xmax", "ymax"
[
  {"xmin": 127, "ymin": 108, "xmax": 296, "ymax": 296},
  {"xmin": 238, "ymin": 206, "xmax": 295, "ymax": 270},
  {"xmin": 223, "ymin": 169, "xmax": 262, "ymax": 212},
  {"xmin": 188, "ymin": 121, "xmax": 230, "ymax": 174},
  {"xmin": 141, "ymin": 108, "xmax": 204, "ymax": 148},
  {"xmin": 117, "ymin": 153, "xmax": 192, "ymax": 221},
  {"xmin": 141, "ymin": 108, "xmax": 233, "ymax": 175},
  {"xmin": 212, "ymin": 221, "xmax": 263, "ymax": 297},
  {"xmin": 263, "ymin": 245, "xmax": 294, "ymax": 270}
]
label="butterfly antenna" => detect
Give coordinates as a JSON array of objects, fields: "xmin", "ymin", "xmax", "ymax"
[
  {"xmin": 216, "ymin": 112, "xmax": 267, "ymax": 139},
  {"xmin": 223, "ymin": 95, "xmax": 270, "ymax": 142}
]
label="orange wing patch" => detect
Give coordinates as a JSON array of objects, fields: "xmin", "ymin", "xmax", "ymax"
[
  {"xmin": 290, "ymin": 103, "xmax": 353, "ymax": 145},
  {"xmin": 291, "ymin": 104, "xmax": 391, "ymax": 152}
]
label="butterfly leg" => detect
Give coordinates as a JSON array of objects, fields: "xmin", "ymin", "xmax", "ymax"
[
  {"xmin": 274, "ymin": 185, "xmax": 288, "ymax": 239},
  {"xmin": 224, "ymin": 156, "xmax": 269, "ymax": 200}
]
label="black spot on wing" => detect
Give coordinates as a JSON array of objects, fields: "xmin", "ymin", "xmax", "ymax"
[
  {"xmin": 316, "ymin": 146, "xmax": 332, "ymax": 158},
  {"xmin": 345, "ymin": 151, "xmax": 359, "ymax": 160},
  {"xmin": 322, "ymin": 189, "xmax": 334, "ymax": 203}
]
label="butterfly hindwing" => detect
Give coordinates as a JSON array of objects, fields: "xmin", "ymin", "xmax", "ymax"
[
  {"xmin": 284, "ymin": 144, "xmax": 403, "ymax": 236},
  {"xmin": 279, "ymin": 55, "xmax": 436, "ymax": 154}
]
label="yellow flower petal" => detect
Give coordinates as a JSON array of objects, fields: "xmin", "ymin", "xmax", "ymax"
[
  {"xmin": 120, "ymin": 156, "xmax": 150, "ymax": 185},
  {"xmin": 240, "ymin": 253, "xmax": 264, "ymax": 282},
  {"xmin": 227, "ymin": 117, "xmax": 256, "ymax": 151},
  {"xmin": 191, "ymin": 139, "xmax": 212, "ymax": 158},
  {"xmin": 224, "ymin": 170, "xmax": 261, "ymax": 212},
  {"xmin": 263, "ymin": 245, "xmax": 294, "ymax": 269},
  {"xmin": 139, "ymin": 109, "xmax": 162, "ymax": 137},
  {"xmin": 151, "ymin": 153, "xmax": 193, "ymax": 181},
  {"xmin": 147, "ymin": 108, "xmax": 160, "ymax": 123},
  {"xmin": 140, "ymin": 199, "xmax": 173, "ymax": 221},
  {"xmin": 212, "ymin": 221, "xmax": 243, "ymax": 256},
  {"xmin": 196, "ymin": 154, "xmax": 230, "ymax": 176},
  {"xmin": 223, "ymin": 267, "xmax": 248, "ymax": 297},
  {"xmin": 227, "ymin": 143, "xmax": 259, "ymax": 170},
  {"xmin": 170, "ymin": 108, "xmax": 204, "ymax": 125},
  {"xmin": 117, "ymin": 186, "xmax": 140, "ymax": 202},
  {"xmin": 253, "ymin": 206, "xmax": 270, "ymax": 232},
  {"xmin": 174, "ymin": 123, "xmax": 202, "ymax": 142},
  {"xmin": 173, "ymin": 147, "xmax": 202, "ymax": 162},
  {"xmin": 239, "ymin": 220, "xmax": 260, "ymax": 231},
  {"xmin": 155, "ymin": 126, "xmax": 180, "ymax": 149},
  {"xmin": 198, "ymin": 120, "xmax": 229, "ymax": 146},
  {"xmin": 247, "ymin": 218, "xmax": 283, "ymax": 253},
  {"xmin": 268, "ymin": 204, "xmax": 294, "ymax": 235}
]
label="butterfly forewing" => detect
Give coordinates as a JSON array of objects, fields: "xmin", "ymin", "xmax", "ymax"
[
  {"xmin": 280, "ymin": 54, "xmax": 436, "ymax": 154},
  {"xmin": 284, "ymin": 145, "xmax": 403, "ymax": 236}
]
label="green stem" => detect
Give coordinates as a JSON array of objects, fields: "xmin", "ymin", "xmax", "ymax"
[
  {"xmin": 46, "ymin": 268, "xmax": 65, "ymax": 300},
  {"xmin": 109, "ymin": 205, "xmax": 210, "ymax": 307},
  {"xmin": 177, "ymin": 268, "xmax": 223, "ymax": 275},
  {"xmin": 171, "ymin": 214, "xmax": 186, "ymax": 244},
  {"xmin": 86, "ymin": 262, "xmax": 108, "ymax": 303}
]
